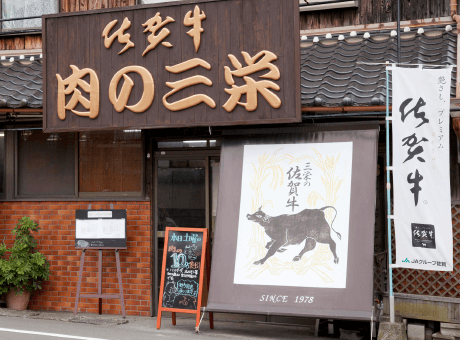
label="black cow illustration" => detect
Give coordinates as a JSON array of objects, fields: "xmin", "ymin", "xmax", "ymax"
[{"xmin": 246, "ymin": 206, "xmax": 341, "ymax": 265}]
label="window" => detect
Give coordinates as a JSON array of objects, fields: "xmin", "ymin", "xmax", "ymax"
[
  {"xmin": 7, "ymin": 129, "xmax": 143, "ymax": 200},
  {"xmin": 2, "ymin": 0, "xmax": 58, "ymax": 30},
  {"xmin": 17, "ymin": 131, "xmax": 75, "ymax": 197},
  {"xmin": 299, "ymin": 0, "xmax": 358, "ymax": 12},
  {"xmin": 79, "ymin": 130, "xmax": 143, "ymax": 197}
]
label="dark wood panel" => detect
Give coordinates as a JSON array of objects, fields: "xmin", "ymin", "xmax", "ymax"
[
  {"xmin": 61, "ymin": 15, "xmax": 79, "ymax": 129},
  {"xmin": 124, "ymin": 8, "xmax": 147, "ymax": 128},
  {"xmin": 80, "ymin": 11, "xmax": 98, "ymax": 129},
  {"xmin": 110, "ymin": 10, "xmax": 129, "ymax": 128},
  {"xmin": 170, "ymin": 4, "xmax": 192, "ymax": 125},
  {"xmin": 211, "ymin": 0, "xmax": 232, "ymax": 125},
  {"xmin": 191, "ymin": 2, "xmax": 208, "ymax": 124},
  {"xmin": 43, "ymin": 0, "xmax": 300, "ymax": 132},
  {"xmin": 270, "ymin": 0, "xmax": 284, "ymax": 121},
  {"xmin": 204, "ymin": 1, "xmax": 218, "ymax": 125},
  {"xmin": 144, "ymin": 7, "xmax": 160, "ymax": 127},
  {"xmin": 46, "ymin": 18, "xmax": 58, "ymax": 130},
  {"xmin": 299, "ymin": 0, "xmax": 451, "ymax": 30},
  {"xmin": 99, "ymin": 12, "xmax": 114, "ymax": 128},
  {"xmin": 154, "ymin": 7, "xmax": 172, "ymax": 126},
  {"xmin": 77, "ymin": 14, "xmax": 90, "ymax": 130}
]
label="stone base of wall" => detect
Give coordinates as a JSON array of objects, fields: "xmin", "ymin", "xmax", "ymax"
[{"xmin": 0, "ymin": 201, "xmax": 151, "ymax": 316}]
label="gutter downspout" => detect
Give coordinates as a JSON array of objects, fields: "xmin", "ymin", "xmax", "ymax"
[{"xmin": 450, "ymin": 0, "xmax": 460, "ymax": 139}]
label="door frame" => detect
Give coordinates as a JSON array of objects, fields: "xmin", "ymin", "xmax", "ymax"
[{"xmin": 151, "ymin": 149, "xmax": 220, "ymax": 316}]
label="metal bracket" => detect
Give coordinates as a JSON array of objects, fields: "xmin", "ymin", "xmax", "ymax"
[
  {"xmin": 88, "ymin": 204, "xmax": 92, "ymax": 209},
  {"xmin": 110, "ymin": 203, "xmax": 114, "ymax": 209},
  {"xmin": 385, "ymin": 116, "xmax": 393, "ymax": 121},
  {"xmin": 386, "ymin": 166, "xmax": 394, "ymax": 171},
  {"xmin": 386, "ymin": 183, "xmax": 391, "ymax": 190},
  {"xmin": 387, "ymin": 215, "xmax": 396, "ymax": 219}
]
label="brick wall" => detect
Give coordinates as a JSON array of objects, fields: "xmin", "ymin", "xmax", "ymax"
[{"xmin": 0, "ymin": 201, "xmax": 151, "ymax": 316}]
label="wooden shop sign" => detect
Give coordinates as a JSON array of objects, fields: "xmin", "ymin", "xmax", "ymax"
[{"xmin": 43, "ymin": 0, "xmax": 300, "ymax": 132}]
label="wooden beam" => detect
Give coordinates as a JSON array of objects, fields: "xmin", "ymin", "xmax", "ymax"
[
  {"xmin": 299, "ymin": 1, "xmax": 358, "ymax": 12},
  {"xmin": 301, "ymin": 106, "xmax": 388, "ymax": 112},
  {"xmin": 300, "ymin": 16, "xmax": 455, "ymax": 36},
  {"xmin": 0, "ymin": 109, "xmax": 43, "ymax": 113}
]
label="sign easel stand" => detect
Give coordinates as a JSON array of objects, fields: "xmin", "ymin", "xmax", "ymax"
[
  {"xmin": 73, "ymin": 248, "xmax": 126, "ymax": 318},
  {"xmin": 196, "ymin": 235, "xmax": 214, "ymax": 332},
  {"xmin": 157, "ymin": 228, "xmax": 213, "ymax": 332}
]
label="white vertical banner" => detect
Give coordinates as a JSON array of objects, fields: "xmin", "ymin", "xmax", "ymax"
[{"xmin": 392, "ymin": 66, "xmax": 453, "ymax": 271}]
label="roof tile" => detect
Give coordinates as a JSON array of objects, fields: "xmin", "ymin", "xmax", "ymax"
[{"xmin": 301, "ymin": 31, "xmax": 457, "ymax": 107}]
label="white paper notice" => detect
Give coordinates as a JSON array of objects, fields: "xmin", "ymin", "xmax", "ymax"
[
  {"xmin": 88, "ymin": 211, "xmax": 113, "ymax": 218},
  {"xmin": 76, "ymin": 219, "xmax": 125, "ymax": 239}
]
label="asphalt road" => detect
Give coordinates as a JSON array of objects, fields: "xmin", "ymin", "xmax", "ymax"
[{"xmin": 0, "ymin": 315, "xmax": 324, "ymax": 340}]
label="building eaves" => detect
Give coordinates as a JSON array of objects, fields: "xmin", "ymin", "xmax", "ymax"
[
  {"xmin": 0, "ymin": 58, "xmax": 42, "ymax": 109},
  {"xmin": 301, "ymin": 28, "xmax": 457, "ymax": 107}
]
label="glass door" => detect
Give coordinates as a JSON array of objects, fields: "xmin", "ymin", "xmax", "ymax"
[
  {"xmin": 153, "ymin": 150, "xmax": 219, "ymax": 313},
  {"xmin": 157, "ymin": 158, "xmax": 206, "ymax": 231}
]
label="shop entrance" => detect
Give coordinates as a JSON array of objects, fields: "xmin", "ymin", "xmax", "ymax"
[{"xmin": 153, "ymin": 144, "xmax": 220, "ymax": 314}]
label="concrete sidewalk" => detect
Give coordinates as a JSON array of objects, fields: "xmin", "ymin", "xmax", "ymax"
[{"xmin": 0, "ymin": 308, "xmax": 328, "ymax": 340}]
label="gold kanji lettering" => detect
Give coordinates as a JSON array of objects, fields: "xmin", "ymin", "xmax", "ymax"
[
  {"xmin": 163, "ymin": 58, "xmax": 216, "ymax": 111},
  {"xmin": 109, "ymin": 66, "xmax": 154, "ymax": 113},
  {"xmin": 142, "ymin": 13, "xmax": 175, "ymax": 56},
  {"xmin": 102, "ymin": 17, "xmax": 135, "ymax": 55},
  {"xmin": 56, "ymin": 65, "xmax": 99, "ymax": 120},
  {"xmin": 223, "ymin": 50, "xmax": 281, "ymax": 112},
  {"xmin": 183, "ymin": 5, "xmax": 206, "ymax": 52}
]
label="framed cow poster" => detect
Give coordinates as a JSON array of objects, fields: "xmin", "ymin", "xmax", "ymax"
[
  {"xmin": 207, "ymin": 123, "xmax": 379, "ymax": 320},
  {"xmin": 234, "ymin": 142, "xmax": 352, "ymax": 289}
]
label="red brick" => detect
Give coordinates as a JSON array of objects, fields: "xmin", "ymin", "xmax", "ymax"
[{"xmin": 0, "ymin": 200, "xmax": 151, "ymax": 316}]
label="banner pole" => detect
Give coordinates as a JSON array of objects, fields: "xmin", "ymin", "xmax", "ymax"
[{"xmin": 385, "ymin": 64, "xmax": 395, "ymax": 323}]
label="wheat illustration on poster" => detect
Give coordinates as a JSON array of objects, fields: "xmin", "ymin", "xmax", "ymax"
[{"xmin": 233, "ymin": 143, "xmax": 353, "ymax": 288}]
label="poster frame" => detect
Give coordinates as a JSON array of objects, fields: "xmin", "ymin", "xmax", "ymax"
[{"xmin": 75, "ymin": 209, "xmax": 127, "ymax": 250}]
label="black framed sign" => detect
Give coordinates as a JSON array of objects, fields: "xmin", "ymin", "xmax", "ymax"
[{"xmin": 75, "ymin": 209, "xmax": 127, "ymax": 249}]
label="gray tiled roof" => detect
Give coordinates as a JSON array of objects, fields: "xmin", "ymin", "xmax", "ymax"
[
  {"xmin": 0, "ymin": 60, "xmax": 42, "ymax": 109},
  {"xmin": 301, "ymin": 31, "xmax": 457, "ymax": 107},
  {"xmin": 0, "ymin": 31, "xmax": 456, "ymax": 110}
]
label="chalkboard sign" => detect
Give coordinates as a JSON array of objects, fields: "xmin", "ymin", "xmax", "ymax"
[
  {"xmin": 157, "ymin": 227, "xmax": 211, "ymax": 330},
  {"xmin": 75, "ymin": 210, "xmax": 127, "ymax": 249}
]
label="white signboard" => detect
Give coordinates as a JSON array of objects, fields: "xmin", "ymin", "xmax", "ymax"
[
  {"xmin": 392, "ymin": 66, "xmax": 453, "ymax": 271},
  {"xmin": 233, "ymin": 142, "xmax": 353, "ymax": 288},
  {"xmin": 76, "ymin": 219, "xmax": 126, "ymax": 239}
]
